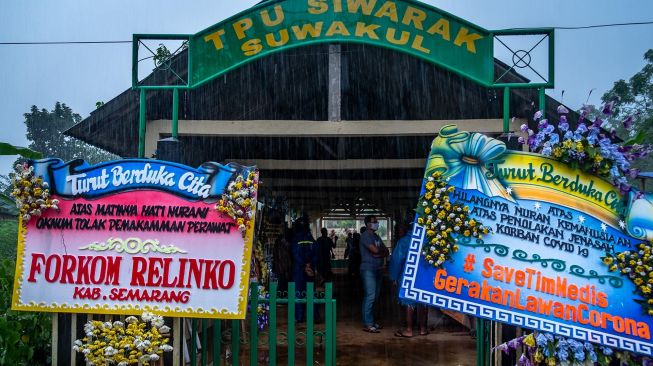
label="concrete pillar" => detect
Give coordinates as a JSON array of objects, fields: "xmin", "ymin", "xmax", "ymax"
[{"xmin": 328, "ymin": 44, "xmax": 342, "ymax": 122}]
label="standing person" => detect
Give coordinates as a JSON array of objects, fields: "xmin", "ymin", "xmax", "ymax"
[
  {"xmin": 344, "ymin": 231, "xmax": 353, "ymax": 260},
  {"xmin": 317, "ymin": 228, "xmax": 335, "ymax": 283},
  {"xmin": 273, "ymin": 233, "xmax": 292, "ymax": 293},
  {"xmin": 329, "ymin": 229, "xmax": 338, "ymax": 259},
  {"xmin": 360, "ymin": 215, "xmax": 389, "ymax": 333},
  {"xmin": 347, "ymin": 232, "xmax": 361, "ymax": 279},
  {"xmin": 290, "ymin": 218, "xmax": 319, "ymax": 322},
  {"xmin": 389, "ymin": 223, "xmax": 428, "ymax": 338}
]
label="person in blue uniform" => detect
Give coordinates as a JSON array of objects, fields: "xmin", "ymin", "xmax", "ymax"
[
  {"xmin": 290, "ymin": 217, "xmax": 319, "ymax": 322},
  {"xmin": 389, "ymin": 222, "xmax": 428, "ymax": 338}
]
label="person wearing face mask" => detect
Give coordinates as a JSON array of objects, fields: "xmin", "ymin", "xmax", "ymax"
[{"xmin": 359, "ymin": 215, "xmax": 389, "ymax": 333}]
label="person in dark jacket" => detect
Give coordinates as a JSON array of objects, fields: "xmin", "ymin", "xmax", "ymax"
[
  {"xmin": 317, "ymin": 228, "xmax": 336, "ymax": 282},
  {"xmin": 347, "ymin": 232, "xmax": 361, "ymax": 278},
  {"xmin": 290, "ymin": 218, "xmax": 319, "ymax": 322}
]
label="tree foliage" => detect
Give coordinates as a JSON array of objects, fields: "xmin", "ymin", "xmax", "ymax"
[
  {"xmin": 24, "ymin": 102, "xmax": 117, "ymax": 163},
  {"xmin": 602, "ymin": 49, "xmax": 653, "ymax": 120},
  {"xmin": 601, "ymin": 49, "xmax": 653, "ymax": 173},
  {"xmin": 0, "ymin": 258, "xmax": 51, "ymax": 365}
]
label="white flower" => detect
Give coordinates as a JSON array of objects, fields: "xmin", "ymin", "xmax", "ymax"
[
  {"xmin": 83, "ymin": 323, "xmax": 95, "ymax": 334},
  {"xmin": 83, "ymin": 349, "xmax": 91, "ymax": 355},
  {"xmin": 149, "ymin": 354, "xmax": 160, "ymax": 361},
  {"xmin": 422, "ymin": 201, "xmax": 428, "ymax": 206},
  {"xmin": 118, "ymin": 362, "xmax": 128, "ymax": 366},
  {"xmin": 74, "ymin": 339, "xmax": 82, "ymax": 346},
  {"xmin": 103, "ymin": 321, "xmax": 113, "ymax": 329},
  {"xmin": 159, "ymin": 325, "xmax": 171, "ymax": 334},
  {"xmin": 140, "ymin": 355, "xmax": 151, "ymax": 363},
  {"xmin": 239, "ymin": 224, "xmax": 247, "ymax": 232},
  {"xmin": 125, "ymin": 316, "xmax": 138, "ymax": 323},
  {"xmin": 454, "ymin": 226, "xmax": 460, "ymax": 231},
  {"xmin": 141, "ymin": 312, "xmax": 154, "ymax": 322},
  {"xmin": 151, "ymin": 315, "xmax": 164, "ymax": 328},
  {"xmin": 162, "ymin": 344, "xmax": 174, "ymax": 352},
  {"xmin": 113, "ymin": 321, "xmax": 124, "ymax": 328}
]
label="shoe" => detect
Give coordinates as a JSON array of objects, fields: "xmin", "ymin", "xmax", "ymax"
[
  {"xmin": 394, "ymin": 330, "xmax": 413, "ymax": 338},
  {"xmin": 373, "ymin": 323, "xmax": 383, "ymax": 329},
  {"xmin": 363, "ymin": 326, "xmax": 380, "ymax": 333}
]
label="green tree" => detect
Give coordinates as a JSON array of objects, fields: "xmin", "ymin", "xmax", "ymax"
[
  {"xmin": 24, "ymin": 102, "xmax": 117, "ymax": 163},
  {"xmin": 602, "ymin": 49, "xmax": 653, "ymax": 120},
  {"xmin": 0, "ymin": 144, "xmax": 50, "ymax": 365},
  {"xmin": 601, "ymin": 49, "xmax": 653, "ymax": 173}
]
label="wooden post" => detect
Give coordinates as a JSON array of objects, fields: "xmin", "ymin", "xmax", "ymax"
[
  {"xmin": 70, "ymin": 313, "xmax": 77, "ymax": 366},
  {"xmin": 173, "ymin": 318, "xmax": 181, "ymax": 366},
  {"xmin": 328, "ymin": 44, "xmax": 342, "ymax": 122},
  {"xmin": 51, "ymin": 313, "xmax": 59, "ymax": 366}
]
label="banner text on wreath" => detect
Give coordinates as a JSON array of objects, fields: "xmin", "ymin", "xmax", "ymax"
[
  {"xmin": 12, "ymin": 159, "xmax": 259, "ymax": 319},
  {"xmin": 401, "ymin": 125, "xmax": 653, "ymax": 356}
]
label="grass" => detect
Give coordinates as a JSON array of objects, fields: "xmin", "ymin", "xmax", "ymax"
[{"xmin": 0, "ymin": 218, "xmax": 18, "ymax": 261}]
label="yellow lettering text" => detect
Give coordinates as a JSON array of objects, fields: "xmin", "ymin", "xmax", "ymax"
[
  {"xmin": 402, "ymin": 6, "xmax": 426, "ymax": 30},
  {"xmin": 326, "ymin": 21, "xmax": 351, "ymax": 36},
  {"xmin": 374, "ymin": 1, "xmax": 398, "ymax": 22},
  {"xmin": 265, "ymin": 29, "xmax": 290, "ymax": 47},
  {"xmin": 307, "ymin": 0, "xmax": 328, "ymax": 14},
  {"xmin": 355, "ymin": 22, "xmax": 380, "ymax": 39},
  {"xmin": 454, "ymin": 27, "xmax": 483, "ymax": 53},
  {"xmin": 411, "ymin": 35, "xmax": 430, "ymax": 54},
  {"xmin": 241, "ymin": 38, "xmax": 263, "ymax": 56},
  {"xmin": 260, "ymin": 5, "xmax": 285, "ymax": 27},
  {"xmin": 427, "ymin": 18, "xmax": 450, "ymax": 41},
  {"xmin": 386, "ymin": 27, "xmax": 409, "ymax": 45},
  {"xmin": 334, "ymin": 0, "xmax": 343, "ymax": 12},
  {"xmin": 347, "ymin": 0, "xmax": 377, "ymax": 15},
  {"xmin": 203, "ymin": 29, "xmax": 226, "ymax": 50},
  {"xmin": 233, "ymin": 18, "xmax": 254, "ymax": 40},
  {"xmin": 291, "ymin": 22, "xmax": 324, "ymax": 40}
]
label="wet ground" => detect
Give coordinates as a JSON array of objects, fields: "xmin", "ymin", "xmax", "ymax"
[
  {"xmin": 218, "ymin": 270, "xmax": 477, "ymax": 365},
  {"xmin": 329, "ymin": 270, "xmax": 477, "ymax": 366}
]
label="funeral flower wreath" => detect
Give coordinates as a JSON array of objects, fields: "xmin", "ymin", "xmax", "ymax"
[
  {"xmin": 73, "ymin": 312, "xmax": 172, "ymax": 365},
  {"xmin": 416, "ymin": 171, "xmax": 489, "ymax": 268}
]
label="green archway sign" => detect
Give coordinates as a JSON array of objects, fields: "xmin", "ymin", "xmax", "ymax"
[
  {"xmin": 133, "ymin": 0, "xmax": 553, "ymax": 90},
  {"xmin": 192, "ymin": 0, "xmax": 492, "ymax": 87}
]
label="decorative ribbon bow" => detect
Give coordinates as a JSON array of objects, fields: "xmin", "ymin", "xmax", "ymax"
[
  {"xmin": 426, "ymin": 125, "xmax": 514, "ymax": 202},
  {"xmin": 625, "ymin": 190, "xmax": 653, "ymax": 241}
]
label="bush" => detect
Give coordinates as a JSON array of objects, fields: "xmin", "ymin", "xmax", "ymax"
[
  {"xmin": 0, "ymin": 219, "xmax": 18, "ymax": 261},
  {"xmin": 0, "ymin": 259, "xmax": 51, "ymax": 365}
]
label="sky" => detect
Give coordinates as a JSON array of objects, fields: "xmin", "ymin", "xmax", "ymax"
[{"xmin": 0, "ymin": 0, "xmax": 652, "ymax": 175}]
